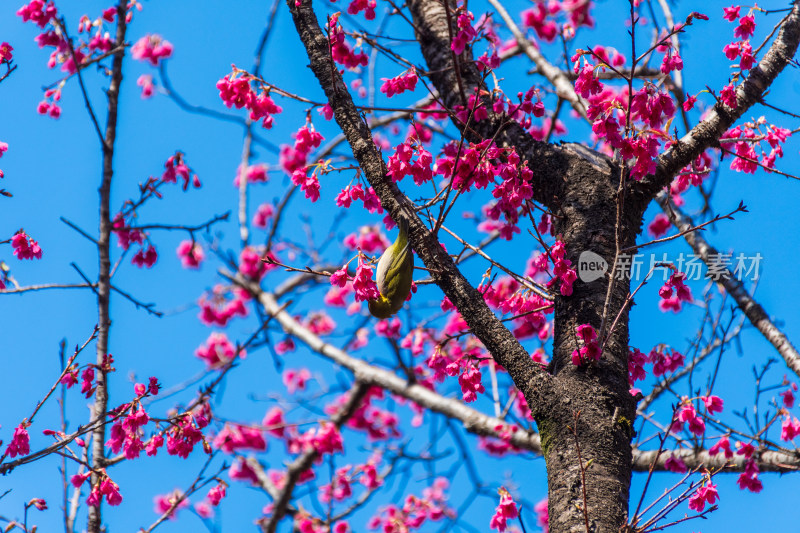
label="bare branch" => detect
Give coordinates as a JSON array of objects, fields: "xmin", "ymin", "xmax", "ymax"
[{"xmin": 657, "ymin": 192, "xmax": 800, "ymax": 379}]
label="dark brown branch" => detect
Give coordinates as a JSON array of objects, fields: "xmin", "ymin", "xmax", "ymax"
[
  {"xmin": 405, "ymin": 0, "xmax": 572, "ymax": 209},
  {"xmin": 286, "ymin": 0, "xmax": 554, "ymax": 415},
  {"xmin": 639, "ymin": 2, "xmax": 800, "ymax": 199},
  {"xmin": 261, "ymin": 381, "xmax": 369, "ymax": 533},
  {"xmin": 87, "ymin": 1, "xmax": 127, "ymax": 531}
]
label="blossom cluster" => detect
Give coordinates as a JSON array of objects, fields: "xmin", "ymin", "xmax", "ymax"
[
  {"xmin": 489, "ymin": 489, "xmax": 518, "ymax": 532},
  {"xmin": 721, "ymin": 118, "xmax": 791, "ymax": 175},
  {"xmin": 17, "ymin": 2, "xmax": 140, "ymax": 118},
  {"xmin": 380, "ymin": 67, "xmax": 418, "ymax": 98},
  {"xmin": 367, "ymin": 478, "xmax": 452, "ymax": 530},
  {"xmin": 658, "ymin": 271, "xmax": 693, "ymax": 312},
  {"xmin": 109, "ymin": 155, "xmax": 201, "ymax": 269},
  {"xmin": 335, "ymin": 182, "xmax": 383, "ymax": 213},
  {"xmin": 198, "ymin": 286, "xmax": 250, "ymax": 327},
  {"xmin": 521, "ymin": 0, "xmax": 594, "ymax": 43},
  {"xmin": 328, "ymin": 13, "xmax": 368, "ymax": 69},
  {"xmin": 217, "ymin": 69, "xmax": 283, "ymax": 128},
  {"xmin": 131, "ymin": 34, "xmax": 173, "ymax": 66},
  {"xmin": 282, "ymin": 123, "xmax": 324, "ymax": 201},
  {"xmin": 10, "ymin": 231, "xmax": 42, "ymax": 260},
  {"xmin": 571, "ymin": 324, "xmax": 600, "ymax": 366},
  {"xmin": 628, "ymin": 346, "xmax": 685, "ymax": 388}
]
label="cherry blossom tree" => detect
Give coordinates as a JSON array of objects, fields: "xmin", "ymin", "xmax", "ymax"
[{"xmin": 2, "ymin": 1, "xmax": 800, "ymax": 532}]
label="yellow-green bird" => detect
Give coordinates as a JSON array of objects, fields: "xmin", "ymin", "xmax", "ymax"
[{"xmin": 368, "ymin": 217, "xmax": 413, "ymax": 319}]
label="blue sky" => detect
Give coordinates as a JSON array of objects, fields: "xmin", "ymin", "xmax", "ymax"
[{"xmin": 2, "ymin": 0, "xmax": 800, "ymax": 531}]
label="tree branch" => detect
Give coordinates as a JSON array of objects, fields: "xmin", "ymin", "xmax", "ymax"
[
  {"xmin": 405, "ymin": 0, "xmax": 572, "ymax": 209},
  {"xmin": 226, "ymin": 269, "xmax": 545, "ymax": 452},
  {"xmin": 285, "ymin": 0, "xmax": 554, "ymax": 416},
  {"xmin": 87, "ymin": 2, "xmax": 127, "ymax": 531},
  {"xmin": 229, "ymin": 269, "xmax": 800, "ymax": 475},
  {"xmin": 633, "ymin": 446, "xmax": 800, "ymax": 473},
  {"xmin": 639, "ymin": 3, "xmax": 800, "ymax": 199},
  {"xmin": 657, "ymin": 193, "xmax": 800, "ymax": 379},
  {"xmin": 260, "ymin": 381, "xmax": 369, "ymax": 533}
]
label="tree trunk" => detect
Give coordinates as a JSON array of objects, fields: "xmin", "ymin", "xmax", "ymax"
[{"xmin": 542, "ymin": 148, "xmax": 641, "ymax": 532}]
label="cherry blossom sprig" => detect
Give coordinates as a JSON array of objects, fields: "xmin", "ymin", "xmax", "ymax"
[
  {"xmin": 327, "ymin": 12, "xmax": 369, "ymax": 70},
  {"xmin": 5, "ymin": 230, "xmax": 43, "ymax": 261},
  {"xmin": 720, "ymin": 118, "xmax": 793, "ymax": 175},
  {"xmin": 658, "ymin": 271, "xmax": 693, "ymax": 313},
  {"xmin": 0, "ymin": 41, "xmax": 16, "ymax": 84},
  {"xmin": 0, "ymin": 376, "xmax": 160, "ymax": 477},
  {"xmin": 629, "ymin": 466, "xmax": 720, "ymax": 532},
  {"xmin": 130, "ymin": 34, "xmax": 172, "ymax": 66},
  {"xmin": 0, "ymin": 326, "xmax": 98, "ymax": 465},
  {"xmin": 217, "ymin": 67, "xmax": 284, "ymax": 129},
  {"xmin": 110, "ymin": 153, "xmax": 209, "ymax": 270},
  {"xmin": 571, "ymin": 324, "xmax": 600, "ymax": 366},
  {"xmin": 636, "ymin": 201, "xmax": 748, "ymax": 252},
  {"xmin": 17, "ymin": 4, "xmax": 135, "ymax": 122},
  {"xmin": 365, "ymin": 477, "xmax": 453, "ymax": 532},
  {"xmin": 489, "ymin": 487, "xmax": 518, "ymax": 532},
  {"xmin": 139, "ymin": 454, "xmax": 226, "ymax": 533}
]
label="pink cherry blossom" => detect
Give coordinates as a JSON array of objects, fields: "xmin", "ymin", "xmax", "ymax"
[
  {"xmin": 176, "ymin": 240, "xmax": 204, "ymax": 269},
  {"xmin": 283, "ymin": 368, "xmax": 312, "ymax": 394},
  {"xmin": 458, "ymin": 365, "xmax": 485, "ymax": 403},
  {"xmin": 534, "ymin": 497, "xmax": 549, "ymax": 531},
  {"xmin": 0, "ymin": 42, "xmax": 13, "ymax": 63},
  {"xmin": 131, "ymin": 34, "xmax": 173, "ymax": 66},
  {"xmin": 665, "ymin": 453, "xmax": 688, "ymax": 473},
  {"xmin": 380, "ymin": 68, "xmax": 418, "ymax": 98},
  {"xmin": 213, "ymin": 423, "xmax": 267, "ymax": 453},
  {"xmin": 153, "ymin": 489, "xmax": 189, "ymax": 519},
  {"xmin": 11, "ymin": 231, "xmax": 42, "ymax": 260},
  {"xmin": 737, "ymin": 459, "xmax": 763, "ymax": 492},
  {"xmin": 734, "ymin": 14, "xmax": 756, "ymax": 39},
  {"xmin": 571, "ymin": 324, "xmax": 601, "ymax": 366},
  {"xmin": 781, "ymin": 416, "xmax": 800, "ymax": 441},
  {"xmin": 723, "ymin": 6, "xmax": 740, "ymax": 22},
  {"xmin": 195, "ymin": 332, "xmax": 245, "ymax": 368},
  {"xmin": 701, "ymin": 395, "xmax": 724, "ymax": 415},
  {"xmin": 17, "ymin": 1, "xmax": 57, "ymax": 28},
  {"xmin": 489, "ymin": 489, "xmax": 518, "ymax": 532},
  {"xmin": 239, "ymin": 246, "xmax": 266, "ymax": 279},
  {"xmin": 720, "ymin": 83, "xmax": 737, "ymax": 108},
  {"xmin": 137, "ymin": 74, "xmax": 154, "ymax": 98},
  {"xmin": 253, "ymin": 202, "xmax": 275, "ymax": 227},
  {"xmin": 6, "ymin": 424, "xmax": 31, "ymax": 458},
  {"xmin": 709, "ymin": 435, "xmax": 734, "ymax": 459},
  {"xmin": 688, "ymin": 482, "xmax": 719, "ymax": 512},
  {"xmin": 648, "ymin": 213, "xmax": 671, "ymax": 237},
  {"xmin": 131, "ymin": 244, "xmax": 157, "ymax": 268},
  {"xmin": 328, "ymin": 14, "xmax": 368, "ymax": 69},
  {"xmin": 207, "ymin": 483, "xmax": 226, "ymax": 506},
  {"xmin": 262, "ymin": 407, "xmax": 286, "ymax": 437}
]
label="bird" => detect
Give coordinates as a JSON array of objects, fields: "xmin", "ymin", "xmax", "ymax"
[{"xmin": 368, "ymin": 216, "xmax": 413, "ymax": 318}]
